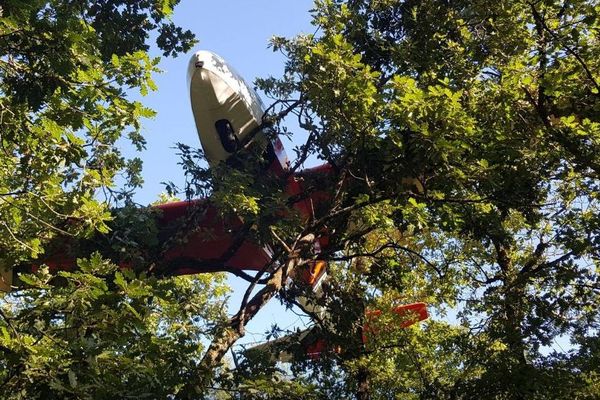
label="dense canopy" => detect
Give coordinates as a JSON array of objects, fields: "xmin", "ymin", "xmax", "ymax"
[{"xmin": 2, "ymin": 0, "xmax": 600, "ymax": 399}]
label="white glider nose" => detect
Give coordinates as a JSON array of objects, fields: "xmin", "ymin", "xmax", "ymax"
[{"xmin": 188, "ymin": 50, "xmax": 266, "ymax": 166}]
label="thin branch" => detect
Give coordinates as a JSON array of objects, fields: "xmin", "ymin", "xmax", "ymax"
[
  {"xmin": 0, "ymin": 190, "xmax": 26, "ymax": 197},
  {"xmin": 269, "ymin": 227, "xmax": 292, "ymax": 253},
  {"xmin": 519, "ymin": 240, "xmax": 549, "ymax": 275},
  {"xmin": 530, "ymin": 3, "xmax": 600, "ymax": 93},
  {"xmin": 239, "ymin": 247, "xmax": 286, "ymax": 313},
  {"xmin": 196, "ymin": 234, "xmax": 315, "ymax": 391},
  {"xmin": 239, "ymin": 98, "xmax": 304, "ymax": 150}
]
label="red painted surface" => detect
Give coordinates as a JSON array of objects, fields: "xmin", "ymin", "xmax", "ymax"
[
  {"xmin": 38, "ymin": 157, "xmax": 334, "ymax": 280},
  {"xmin": 362, "ymin": 302, "xmax": 429, "ymax": 343},
  {"xmin": 155, "ymin": 200, "xmax": 271, "ymax": 274},
  {"xmin": 306, "ymin": 338, "xmax": 328, "ymax": 360},
  {"xmin": 296, "ymin": 302, "xmax": 430, "ymax": 360},
  {"xmin": 301, "ymin": 260, "xmax": 327, "ymax": 286}
]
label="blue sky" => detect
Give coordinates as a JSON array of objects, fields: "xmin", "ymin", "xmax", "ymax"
[
  {"xmin": 135, "ymin": 0, "xmax": 316, "ymax": 204},
  {"xmin": 133, "ymin": 1, "xmax": 316, "ymax": 346}
]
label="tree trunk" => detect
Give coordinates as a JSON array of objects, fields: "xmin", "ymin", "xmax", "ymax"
[
  {"xmin": 200, "ymin": 267, "xmax": 284, "ymax": 371},
  {"xmin": 495, "ymin": 242, "xmax": 532, "ymax": 399},
  {"xmin": 356, "ymin": 366, "xmax": 371, "ymax": 400},
  {"xmin": 191, "ymin": 233, "xmax": 316, "ymax": 394}
]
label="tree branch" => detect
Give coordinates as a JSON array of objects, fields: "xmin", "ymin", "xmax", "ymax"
[
  {"xmin": 530, "ymin": 3, "xmax": 600, "ymax": 93},
  {"xmin": 194, "ymin": 233, "xmax": 315, "ymax": 391}
]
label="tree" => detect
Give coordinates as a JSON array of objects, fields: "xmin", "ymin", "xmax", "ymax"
[
  {"xmin": 192, "ymin": 0, "xmax": 600, "ymax": 398},
  {"xmin": 0, "ymin": 2, "xmax": 230, "ymax": 399},
  {"xmin": 0, "ymin": 0, "xmax": 194, "ymax": 266},
  {"xmin": 3, "ymin": 0, "xmax": 600, "ymax": 399},
  {"xmin": 0, "ymin": 254, "xmax": 229, "ymax": 398}
]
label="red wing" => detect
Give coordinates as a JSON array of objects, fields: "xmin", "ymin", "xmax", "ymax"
[{"xmin": 155, "ymin": 199, "xmax": 272, "ymax": 275}]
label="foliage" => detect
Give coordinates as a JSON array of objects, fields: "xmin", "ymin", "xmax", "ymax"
[
  {"xmin": 0, "ymin": 0, "xmax": 195, "ymax": 264},
  {"xmin": 207, "ymin": 0, "xmax": 600, "ymax": 398},
  {"xmin": 0, "ymin": 253, "xmax": 229, "ymax": 399},
  {"xmin": 3, "ymin": 0, "xmax": 600, "ymax": 398},
  {"xmin": 0, "ymin": 1, "xmax": 238, "ymax": 399}
]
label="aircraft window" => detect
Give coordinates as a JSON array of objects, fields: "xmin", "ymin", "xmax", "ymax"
[{"xmin": 215, "ymin": 119, "xmax": 239, "ymax": 153}]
